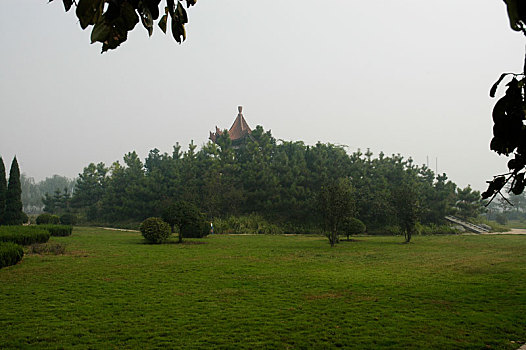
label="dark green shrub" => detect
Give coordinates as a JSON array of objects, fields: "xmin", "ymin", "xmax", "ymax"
[
  {"xmin": 0, "ymin": 226, "xmax": 50, "ymax": 245},
  {"xmin": 36, "ymin": 213, "xmax": 60, "ymax": 225},
  {"xmin": 0, "ymin": 242, "xmax": 24, "ymax": 268},
  {"xmin": 40, "ymin": 225, "xmax": 73, "ymax": 237},
  {"xmin": 214, "ymin": 215, "xmax": 283, "ymax": 235},
  {"xmin": 181, "ymin": 217, "xmax": 209, "ymax": 238},
  {"xmin": 340, "ymin": 217, "xmax": 366, "ymax": 239},
  {"xmin": 161, "ymin": 201, "xmax": 208, "ymax": 242},
  {"xmin": 60, "ymin": 213, "xmax": 78, "ymax": 226},
  {"xmin": 140, "ymin": 217, "xmax": 171, "ymax": 244}
]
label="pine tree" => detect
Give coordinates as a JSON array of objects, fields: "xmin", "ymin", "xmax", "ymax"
[
  {"xmin": 0, "ymin": 157, "xmax": 6, "ymax": 224},
  {"xmin": 4, "ymin": 157, "xmax": 24, "ymax": 225}
]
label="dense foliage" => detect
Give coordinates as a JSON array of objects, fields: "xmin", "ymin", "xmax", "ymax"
[
  {"xmin": 59, "ymin": 213, "xmax": 78, "ymax": 226},
  {"xmin": 0, "ymin": 226, "xmax": 50, "ymax": 246},
  {"xmin": 52, "ymin": 0, "xmax": 197, "ymax": 53},
  {"xmin": 214, "ymin": 214, "xmax": 283, "ymax": 235},
  {"xmin": 70, "ymin": 127, "xmax": 484, "ymax": 233},
  {"xmin": 3, "ymin": 157, "xmax": 25, "ymax": 225},
  {"xmin": 341, "ymin": 218, "xmax": 366, "ymax": 240},
  {"xmin": 40, "ymin": 225, "xmax": 73, "ymax": 237},
  {"xmin": 317, "ymin": 178, "xmax": 355, "ymax": 246},
  {"xmin": 0, "ymin": 242, "xmax": 24, "ymax": 269},
  {"xmin": 36, "ymin": 213, "xmax": 61, "ymax": 225},
  {"xmin": 139, "ymin": 217, "xmax": 171, "ymax": 244},
  {"xmin": 483, "ymin": 2, "xmax": 526, "ymax": 202},
  {"xmin": 0, "ymin": 157, "xmax": 6, "ymax": 224}
]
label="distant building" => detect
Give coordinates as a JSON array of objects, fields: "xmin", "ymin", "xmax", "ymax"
[{"xmin": 209, "ymin": 106, "xmax": 253, "ymax": 147}]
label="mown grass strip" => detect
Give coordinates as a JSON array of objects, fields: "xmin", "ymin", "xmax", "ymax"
[{"xmin": 0, "ymin": 228, "xmax": 524, "ymax": 349}]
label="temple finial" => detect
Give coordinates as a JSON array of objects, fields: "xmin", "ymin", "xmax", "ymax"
[{"xmin": 238, "ymin": 106, "xmax": 243, "ymax": 114}]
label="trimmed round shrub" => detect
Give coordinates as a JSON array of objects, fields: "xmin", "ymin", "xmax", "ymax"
[
  {"xmin": 140, "ymin": 217, "xmax": 171, "ymax": 244},
  {"xmin": 60, "ymin": 213, "xmax": 78, "ymax": 226},
  {"xmin": 36, "ymin": 213, "xmax": 60, "ymax": 225},
  {"xmin": 341, "ymin": 217, "xmax": 366, "ymax": 239},
  {"xmin": 0, "ymin": 242, "xmax": 24, "ymax": 268}
]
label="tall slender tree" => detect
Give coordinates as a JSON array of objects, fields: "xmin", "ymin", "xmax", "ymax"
[
  {"xmin": 0, "ymin": 157, "xmax": 6, "ymax": 224},
  {"xmin": 4, "ymin": 157, "xmax": 25, "ymax": 225}
]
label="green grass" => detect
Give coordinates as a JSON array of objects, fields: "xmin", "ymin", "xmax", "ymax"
[{"xmin": 1, "ymin": 228, "xmax": 525, "ymax": 349}]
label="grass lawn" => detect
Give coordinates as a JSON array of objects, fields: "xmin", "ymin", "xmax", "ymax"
[{"xmin": 1, "ymin": 228, "xmax": 525, "ymax": 349}]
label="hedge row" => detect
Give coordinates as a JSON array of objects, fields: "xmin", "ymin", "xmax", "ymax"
[
  {"xmin": 0, "ymin": 226, "xmax": 51, "ymax": 245},
  {"xmin": 36, "ymin": 213, "xmax": 77, "ymax": 226},
  {"xmin": 0, "ymin": 242, "xmax": 24, "ymax": 268},
  {"xmin": 39, "ymin": 225, "xmax": 73, "ymax": 237}
]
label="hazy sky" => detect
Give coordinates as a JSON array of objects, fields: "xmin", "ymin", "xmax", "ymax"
[{"xmin": 0, "ymin": 1, "xmax": 523, "ymax": 191}]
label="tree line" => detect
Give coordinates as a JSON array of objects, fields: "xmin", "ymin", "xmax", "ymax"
[{"xmin": 64, "ymin": 126, "xmax": 484, "ymax": 233}]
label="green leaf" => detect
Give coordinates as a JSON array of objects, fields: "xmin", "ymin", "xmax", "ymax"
[
  {"xmin": 139, "ymin": 3, "xmax": 154, "ymax": 36},
  {"xmin": 176, "ymin": 1, "xmax": 188, "ymax": 24},
  {"xmin": 504, "ymin": 0, "xmax": 524, "ymax": 32},
  {"xmin": 171, "ymin": 16, "xmax": 186, "ymax": 43},
  {"xmin": 490, "ymin": 73, "xmax": 512, "ymax": 98},
  {"xmin": 90, "ymin": 20, "xmax": 111, "ymax": 44},
  {"xmin": 76, "ymin": 0, "xmax": 104, "ymax": 29},
  {"xmin": 167, "ymin": 0, "xmax": 175, "ymax": 18},
  {"xmin": 121, "ymin": 2, "xmax": 140, "ymax": 31},
  {"xmin": 62, "ymin": 0, "xmax": 73, "ymax": 12},
  {"xmin": 144, "ymin": 0, "xmax": 161, "ymax": 20},
  {"xmin": 185, "ymin": 0, "xmax": 197, "ymax": 8},
  {"xmin": 158, "ymin": 14, "xmax": 168, "ymax": 34}
]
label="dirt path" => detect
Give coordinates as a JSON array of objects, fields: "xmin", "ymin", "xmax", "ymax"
[{"xmin": 483, "ymin": 228, "xmax": 526, "ymax": 235}]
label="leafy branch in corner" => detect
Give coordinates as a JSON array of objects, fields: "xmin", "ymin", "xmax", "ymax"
[
  {"xmin": 50, "ymin": 0, "xmax": 197, "ymax": 53},
  {"xmin": 483, "ymin": 0, "xmax": 526, "ymax": 204}
]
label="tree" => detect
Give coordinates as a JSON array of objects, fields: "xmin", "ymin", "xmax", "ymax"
[
  {"xmin": 317, "ymin": 178, "xmax": 355, "ymax": 247},
  {"xmin": 4, "ymin": 157, "xmax": 25, "ymax": 225},
  {"xmin": 161, "ymin": 200, "xmax": 205, "ymax": 243},
  {"xmin": 72, "ymin": 162, "xmax": 107, "ymax": 220},
  {"xmin": 391, "ymin": 182, "xmax": 419, "ymax": 243},
  {"xmin": 483, "ymin": 3, "xmax": 526, "ymax": 202},
  {"xmin": 0, "ymin": 157, "xmax": 6, "ymax": 224},
  {"xmin": 455, "ymin": 186, "xmax": 485, "ymax": 220},
  {"xmin": 51, "ymin": 0, "xmax": 197, "ymax": 53}
]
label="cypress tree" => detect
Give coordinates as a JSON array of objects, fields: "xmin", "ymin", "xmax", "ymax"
[
  {"xmin": 0, "ymin": 157, "xmax": 6, "ymax": 224},
  {"xmin": 4, "ymin": 157, "xmax": 24, "ymax": 225}
]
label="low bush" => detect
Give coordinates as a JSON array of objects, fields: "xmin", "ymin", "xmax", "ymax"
[
  {"xmin": 36, "ymin": 213, "xmax": 60, "ymax": 225},
  {"xmin": 340, "ymin": 218, "xmax": 366, "ymax": 239},
  {"xmin": 28, "ymin": 243, "xmax": 66, "ymax": 255},
  {"xmin": 162, "ymin": 200, "xmax": 209, "ymax": 241},
  {"xmin": 0, "ymin": 226, "xmax": 50, "ymax": 245},
  {"xmin": 470, "ymin": 217, "xmax": 510, "ymax": 233},
  {"xmin": 40, "ymin": 225, "xmax": 73, "ymax": 237},
  {"xmin": 181, "ymin": 218, "xmax": 209, "ymax": 238},
  {"xmin": 214, "ymin": 215, "xmax": 283, "ymax": 235},
  {"xmin": 140, "ymin": 217, "xmax": 171, "ymax": 244},
  {"xmin": 0, "ymin": 242, "xmax": 24, "ymax": 268},
  {"xmin": 60, "ymin": 213, "xmax": 78, "ymax": 226}
]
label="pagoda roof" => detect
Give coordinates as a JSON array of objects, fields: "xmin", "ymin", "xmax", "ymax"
[
  {"xmin": 210, "ymin": 106, "xmax": 252, "ymax": 143},
  {"xmin": 228, "ymin": 106, "xmax": 252, "ymax": 141}
]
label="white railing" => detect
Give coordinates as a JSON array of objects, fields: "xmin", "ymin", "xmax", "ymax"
[{"xmin": 444, "ymin": 216, "xmax": 491, "ymax": 234}]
